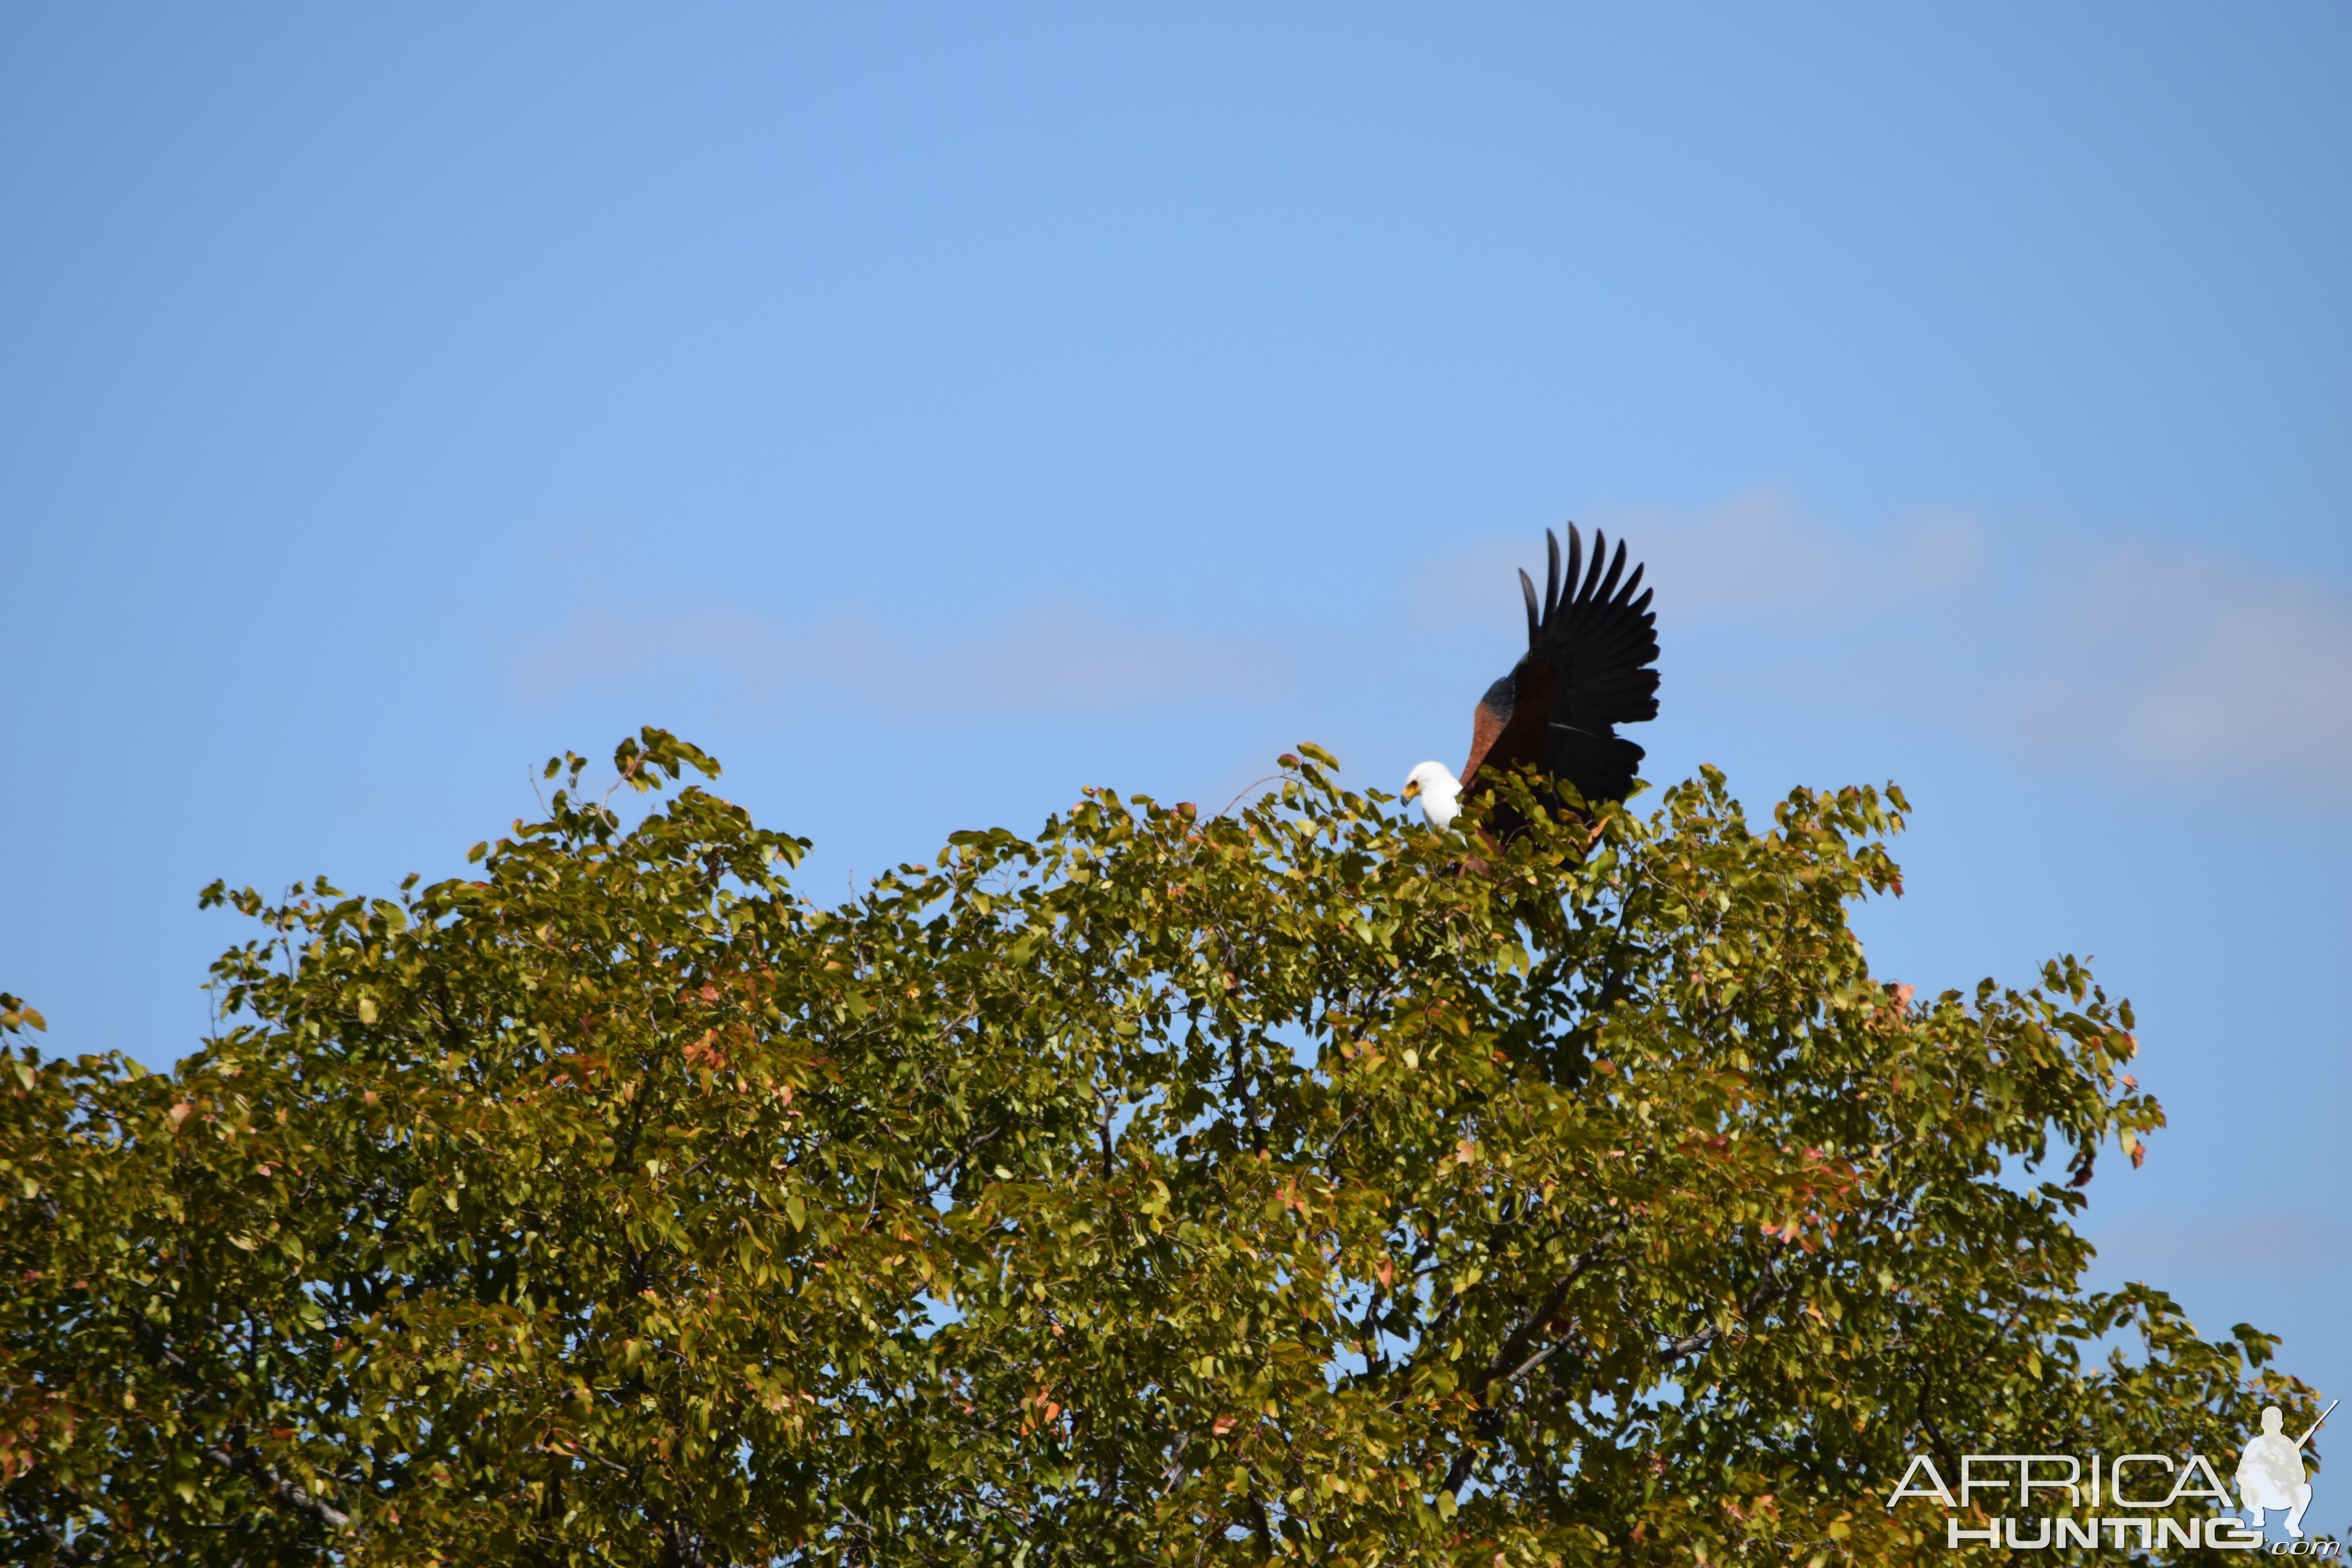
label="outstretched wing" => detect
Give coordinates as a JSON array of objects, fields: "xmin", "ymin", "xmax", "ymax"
[{"xmin": 1461, "ymin": 525, "xmax": 1659, "ymax": 808}]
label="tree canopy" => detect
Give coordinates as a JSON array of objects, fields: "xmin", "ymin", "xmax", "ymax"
[{"xmin": 1, "ymin": 730, "xmax": 2321, "ymax": 1565}]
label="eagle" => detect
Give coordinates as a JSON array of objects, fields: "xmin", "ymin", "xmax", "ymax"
[{"xmin": 1402, "ymin": 525, "xmax": 1660, "ymax": 834}]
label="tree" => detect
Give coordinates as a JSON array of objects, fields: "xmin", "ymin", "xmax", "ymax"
[{"xmin": 0, "ymin": 730, "xmax": 2322, "ymax": 1565}]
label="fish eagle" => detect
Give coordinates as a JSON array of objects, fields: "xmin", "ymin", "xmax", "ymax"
[{"xmin": 1403, "ymin": 526, "xmax": 1660, "ymax": 833}]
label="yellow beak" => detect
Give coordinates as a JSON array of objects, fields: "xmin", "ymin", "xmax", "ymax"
[{"xmin": 1401, "ymin": 779, "xmax": 1421, "ymax": 802}]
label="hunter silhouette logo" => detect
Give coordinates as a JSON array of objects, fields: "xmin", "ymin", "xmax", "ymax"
[{"xmin": 2241, "ymin": 1400, "xmax": 2336, "ymax": 1540}]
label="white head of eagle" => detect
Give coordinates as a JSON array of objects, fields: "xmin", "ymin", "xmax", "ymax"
[{"xmin": 1403, "ymin": 524, "xmax": 1661, "ymax": 833}]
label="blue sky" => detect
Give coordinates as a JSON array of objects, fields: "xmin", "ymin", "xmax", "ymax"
[{"xmin": 5, "ymin": 3, "xmax": 2347, "ymax": 1457}]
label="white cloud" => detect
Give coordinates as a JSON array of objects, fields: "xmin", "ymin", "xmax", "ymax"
[
  {"xmin": 1599, "ymin": 489, "xmax": 1984, "ymax": 625},
  {"xmin": 801, "ymin": 596, "xmax": 1288, "ymax": 714},
  {"xmin": 503, "ymin": 593, "xmax": 1294, "ymax": 718},
  {"xmin": 2003, "ymin": 543, "xmax": 2352, "ymax": 791},
  {"xmin": 1403, "ymin": 490, "xmax": 1984, "ymax": 635},
  {"xmin": 1501, "ymin": 490, "xmax": 2352, "ymax": 805},
  {"xmin": 2089, "ymin": 1210, "xmax": 2347, "ymax": 1280},
  {"xmin": 505, "ymin": 597, "xmax": 785, "ymax": 706},
  {"xmin": 501, "ymin": 497, "xmax": 2352, "ymax": 807}
]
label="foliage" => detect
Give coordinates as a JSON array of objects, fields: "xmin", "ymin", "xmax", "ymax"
[{"xmin": 0, "ymin": 730, "xmax": 2322, "ymax": 1565}]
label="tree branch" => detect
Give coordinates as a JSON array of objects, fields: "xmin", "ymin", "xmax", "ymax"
[
  {"xmin": 930, "ymin": 1119, "xmax": 1011, "ymax": 1199},
  {"xmin": 7, "ymin": 1491, "xmax": 103, "ymax": 1568},
  {"xmin": 1439, "ymin": 1227, "xmax": 1622, "ymax": 1494},
  {"xmin": 205, "ymin": 1445, "xmax": 353, "ymax": 1531},
  {"xmin": 1657, "ymin": 1262, "xmax": 1789, "ymax": 1361},
  {"xmin": 123, "ymin": 1314, "xmax": 354, "ymax": 1534}
]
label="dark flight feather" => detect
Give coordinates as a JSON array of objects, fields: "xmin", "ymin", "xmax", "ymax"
[{"xmin": 1460, "ymin": 524, "xmax": 1661, "ymax": 821}]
